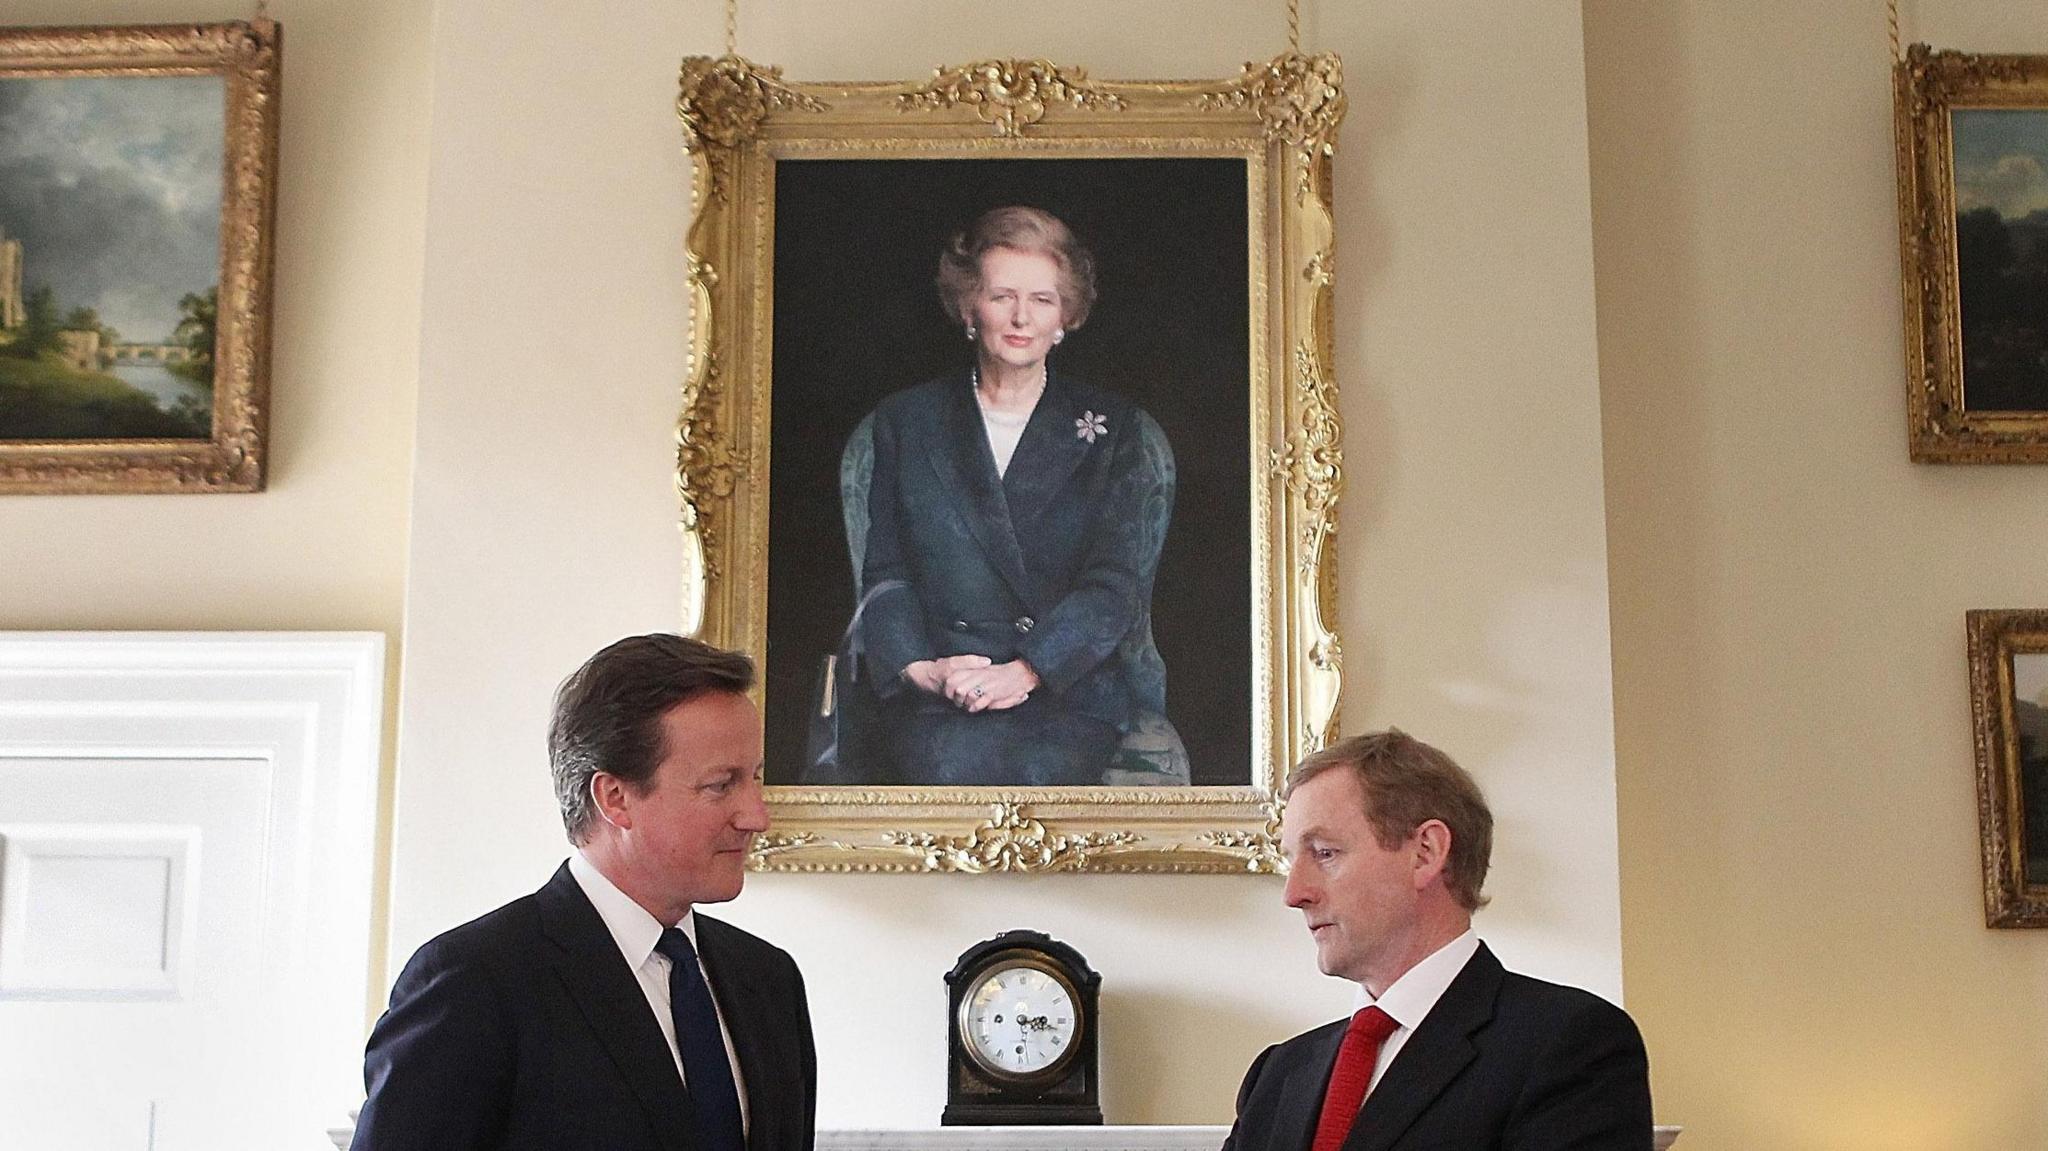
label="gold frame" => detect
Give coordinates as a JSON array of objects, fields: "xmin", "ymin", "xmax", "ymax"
[
  {"xmin": 0, "ymin": 22, "xmax": 279, "ymax": 493},
  {"xmin": 1895, "ymin": 45, "xmax": 2048, "ymax": 463},
  {"xmin": 675, "ymin": 53, "xmax": 1345, "ymax": 873},
  {"xmin": 1967, "ymin": 609, "xmax": 2048, "ymax": 927}
]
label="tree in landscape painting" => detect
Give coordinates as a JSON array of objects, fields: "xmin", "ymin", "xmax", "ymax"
[{"xmin": 0, "ymin": 74, "xmax": 223, "ymax": 441}]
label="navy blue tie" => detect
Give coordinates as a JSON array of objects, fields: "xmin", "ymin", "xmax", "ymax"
[{"xmin": 655, "ymin": 927, "xmax": 746, "ymax": 1151}]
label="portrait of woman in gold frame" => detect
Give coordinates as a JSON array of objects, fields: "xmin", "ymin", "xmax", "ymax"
[{"xmin": 676, "ymin": 54, "xmax": 1344, "ymax": 873}]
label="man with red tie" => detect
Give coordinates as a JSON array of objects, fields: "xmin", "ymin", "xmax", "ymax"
[{"xmin": 1223, "ymin": 730, "xmax": 1652, "ymax": 1151}]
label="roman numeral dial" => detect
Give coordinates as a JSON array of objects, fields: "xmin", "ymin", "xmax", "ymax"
[{"xmin": 958, "ymin": 961, "xmax": 1082, "ymax": 1079}]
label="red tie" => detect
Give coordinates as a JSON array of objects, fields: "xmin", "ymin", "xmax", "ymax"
[{"xmin": 1311, "ymin": 1006, "xmax": 1399, "ymax": 1151}]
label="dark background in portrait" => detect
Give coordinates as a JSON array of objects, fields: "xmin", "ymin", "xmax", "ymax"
[{"xmin": 763, "ymin": 157, "xmax": 1251, "ymax": 787}]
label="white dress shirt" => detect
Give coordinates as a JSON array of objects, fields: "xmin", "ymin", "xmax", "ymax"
[
  {"xmin": 1349, "ymin": 928, "xmax": 1482, "ymax": 1097},
  {"xmin": 567, "ymin": 852, "xmax": 749, "ymax": 1128}
]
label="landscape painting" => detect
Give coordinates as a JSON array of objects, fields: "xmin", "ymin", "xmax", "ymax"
[
  {"xmin": 0, "ymin": 21, "xmax": 278, "ymax": 494},
  {"xmin": 0, "ymin": 74, "xmax": 225, "ymax": 441},
  {"xmin": 1967, "ymin": 608, "xmax": 2048, "ymax": 926},
  {"xmin": 1952, "ymin": 108, "xmax": 2048, "ymax": 413},
  {"xmin": 1896, "ymin": 48, "xmax": 2048, "ymax": 461}
]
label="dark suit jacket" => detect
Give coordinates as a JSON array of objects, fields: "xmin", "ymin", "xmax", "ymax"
[
  {"xmin": 1223, "ymin": 945, "xmax": 1652, "ymax": 1151},
  {"xmin": 861, "ymin": 369, "xmax": 1162, "ymax": 731},
  {"xmin": 351, "ymin": 864, "xmax": 816, "ymax": 1151}
]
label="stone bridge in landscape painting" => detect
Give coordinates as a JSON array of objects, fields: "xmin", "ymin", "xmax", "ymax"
[{"xmin": 107, "ymin": 343, "xmax": 198, "ymax": 364}]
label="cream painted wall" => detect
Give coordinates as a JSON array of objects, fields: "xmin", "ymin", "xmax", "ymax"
[
  {"xmin": 395, "ymin": 0, "xmax": 1624, "ymax": 1127},
  {"xmin": 1587, "ymin": 3, "xmax": 2048, "ymax": 1148},
  {"xmin": 0, "ymin": 0, "xmax": 431, "ymax": 1009}
]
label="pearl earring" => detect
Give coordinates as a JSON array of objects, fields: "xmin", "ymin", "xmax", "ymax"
[
  {"xmin": 1053, "ymin": 329, "xmax": 1065, "ymax": 345},
  {"xmin": 966, "ymin": 324, "xmax": 978, "ymax": 341}
]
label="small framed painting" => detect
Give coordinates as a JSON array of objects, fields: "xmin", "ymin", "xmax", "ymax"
[{"xmin": 0, "ymin": 22, "xmax": 279, "ymax": 493}]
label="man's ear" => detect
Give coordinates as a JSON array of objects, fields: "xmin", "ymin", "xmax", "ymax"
[
  {"xmin": 590, "ymin": 772, "xmax": 633, "ymax": 831},
  {"xmin": 1412, "ymin": 819, "xmax": 1452, "ymax": 890}
]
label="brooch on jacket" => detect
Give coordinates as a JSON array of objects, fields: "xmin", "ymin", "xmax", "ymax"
[{"xmin": 1075, "ymin": 410, "xmax": 1108, "ymax": 444}]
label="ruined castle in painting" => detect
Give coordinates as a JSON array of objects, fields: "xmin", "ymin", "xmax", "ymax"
[{"xmin": 0, "ymin": 224, "xmax": 24, "ymax": 330}]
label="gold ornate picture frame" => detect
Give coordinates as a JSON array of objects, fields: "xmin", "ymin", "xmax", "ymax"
[
  {"xmin": 1967, "ymin": 609, "xmax": 2048, "ymax": 926},
  {"xmin": 0, "ymin": 22, "xmax": 279, "ymax": 493},
  {"xmin": 1896, "ymin": 46, "xmax": 2048, "ymax": 463},
  {"xmin": 676, "ymin": 53, "xmax": 1344, "ymax": 873}
]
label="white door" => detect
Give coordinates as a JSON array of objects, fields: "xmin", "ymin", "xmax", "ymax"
[
  {"xmin": 0, "ymin": 757, "xmax": 275, "ymax": 1148},
  {"xmin": 0, "ymin": 634, "xmax": 383, "ymax": 1150}
]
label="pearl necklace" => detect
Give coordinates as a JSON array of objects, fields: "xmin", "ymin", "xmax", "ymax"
[{"xmin": 971, "ymin": 362, "xmax": 1047, "ymax": 411}]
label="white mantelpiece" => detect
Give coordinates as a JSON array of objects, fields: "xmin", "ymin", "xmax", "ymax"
[
  {"xmin": 814, "ymin": 1127, "xmax": 1682, "ymax": 1150},
  {"xmin": 329, "ymin": 1122, "xmax": 1683, "ymax": 1148}
]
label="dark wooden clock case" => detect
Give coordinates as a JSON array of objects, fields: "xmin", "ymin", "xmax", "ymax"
[{"xmin": 942, "ymin": 929, "xmax": 1103, "ymax": 1126}]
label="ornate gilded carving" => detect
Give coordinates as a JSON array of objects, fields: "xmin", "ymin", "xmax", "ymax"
[
  {"xmin": 747, "ymin": 831, "xmax": 820, "ymax": 868},
  {"xmin": 1271, "ymin": 342, "xmax": 1343, "ymax": 575},
  {"xmin": 1200, "ymin": 53, "xmax": 1346, "ymax": 200},
  {"xmin": 899, "ymin": 59, "xmax": 1126, "ymax": 137},
  {"xmin": 1304, "ymin": 249, "xmax": 1334, "ymax": 289},
  {"xmin": 1197, "ymin": 800, "xmax": 1286, "ymax": 874},
  {"xmin": 1901, "ymin": 43, "xmax": 2030, "ymax": 118},
  {"xmin": 0, "ymin": 21, "xmax": 278, "ymax": 494},
  {"xmin": 677, "ymin": 55, "xmax": 828, "ymax": 152},
  {"xmin": 675, "ymin": 350, "xmax": 750, "ymax": 584},
  {"xmin": 880, "ymin": 803, "xmax": 1143, "ymax": 873}
]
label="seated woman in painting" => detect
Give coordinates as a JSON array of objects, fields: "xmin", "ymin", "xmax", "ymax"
[{"xmin": 850, "ymin": 205, "xmax": 1176, "ymax": 787}]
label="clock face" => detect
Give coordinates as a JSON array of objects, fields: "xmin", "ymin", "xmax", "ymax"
[{"xmin": 957, "ymin": 959, "xmax": 1083, "ymax": 1080}]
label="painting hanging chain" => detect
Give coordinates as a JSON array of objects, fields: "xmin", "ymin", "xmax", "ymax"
[
  {"xmin": 726, "ymin": 0, "xmax": 739, "ymax": 57},
  {"xmin": 1887, "ymin": 0, "xmax": 1900, "ymax": 63}
]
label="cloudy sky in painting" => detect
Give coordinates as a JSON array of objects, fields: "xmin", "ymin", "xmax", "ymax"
[
  {"xmin": 1953, "ymin": 109, "xmax": 2048, "ymax": 223},
  {"xmin": 2017, "ymin": 653, "xmax": 2048, "ymax": 711},
  {"xmin": 0, "ymin": 76, "xmax": 223, "ymax": 342}
]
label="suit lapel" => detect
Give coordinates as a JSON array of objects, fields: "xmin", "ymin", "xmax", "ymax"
[
  {"xmin": 1000, "ymin": 372, "xmax": 1093, "ymax": 531},
  {"xmin": 1343, "ymin": 945, "xmax": 1502, "ymax": 1151},
  {"xmin": 1279, "ymin": 1024, "xmax": 1349, "ymax": 1151},
  {"xmin": 536, "ymin": 864, "xmax": 698, "ymax": 1151},
  {"xmin": 695, "ymin": 917, "xmax": 790, "ymax": 1151},
  {"xmin": 922, "ymin": 372, "xmax": 1033, "ymax": 604}
]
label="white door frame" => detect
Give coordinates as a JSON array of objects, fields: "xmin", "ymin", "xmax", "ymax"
[{"xmin": 0, "ymin": 632, "xmax": 385, "ymax": 1145}]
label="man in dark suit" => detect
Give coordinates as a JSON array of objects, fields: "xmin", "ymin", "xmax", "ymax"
[
  {"xmin": 1225, "ymin": 730, "xmax": 1652, "ymax": 1151},
  {"xmin": 351, "ymin": 635, "xmax": 815, "ymax": 1151}
]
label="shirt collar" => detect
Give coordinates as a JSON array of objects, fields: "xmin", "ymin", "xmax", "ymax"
[
  {"xmin": 1353, "ymin": 928, "xmax": 1480, "ymax": 1032},
  {"xmin": 567, "ymin": 851, "xmax": 698, "ymax": 969}
]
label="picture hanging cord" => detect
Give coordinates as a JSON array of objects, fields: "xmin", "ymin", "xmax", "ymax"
[
  {"xmin": 1888, "ymin": 0, "xmax": 1901, "ymax": 63},
  {"xmin": 1288, "ymin": 0, "xmax": 1300, "ymax": 55},
  {"xmin": 726, "ymin": 0, "xmax": 739, "ymax": 57}
]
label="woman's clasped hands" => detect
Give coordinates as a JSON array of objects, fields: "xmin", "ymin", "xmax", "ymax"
[{"xmin": 902, "ymin": 653, "xmax": 1040, "ymax": 712}]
